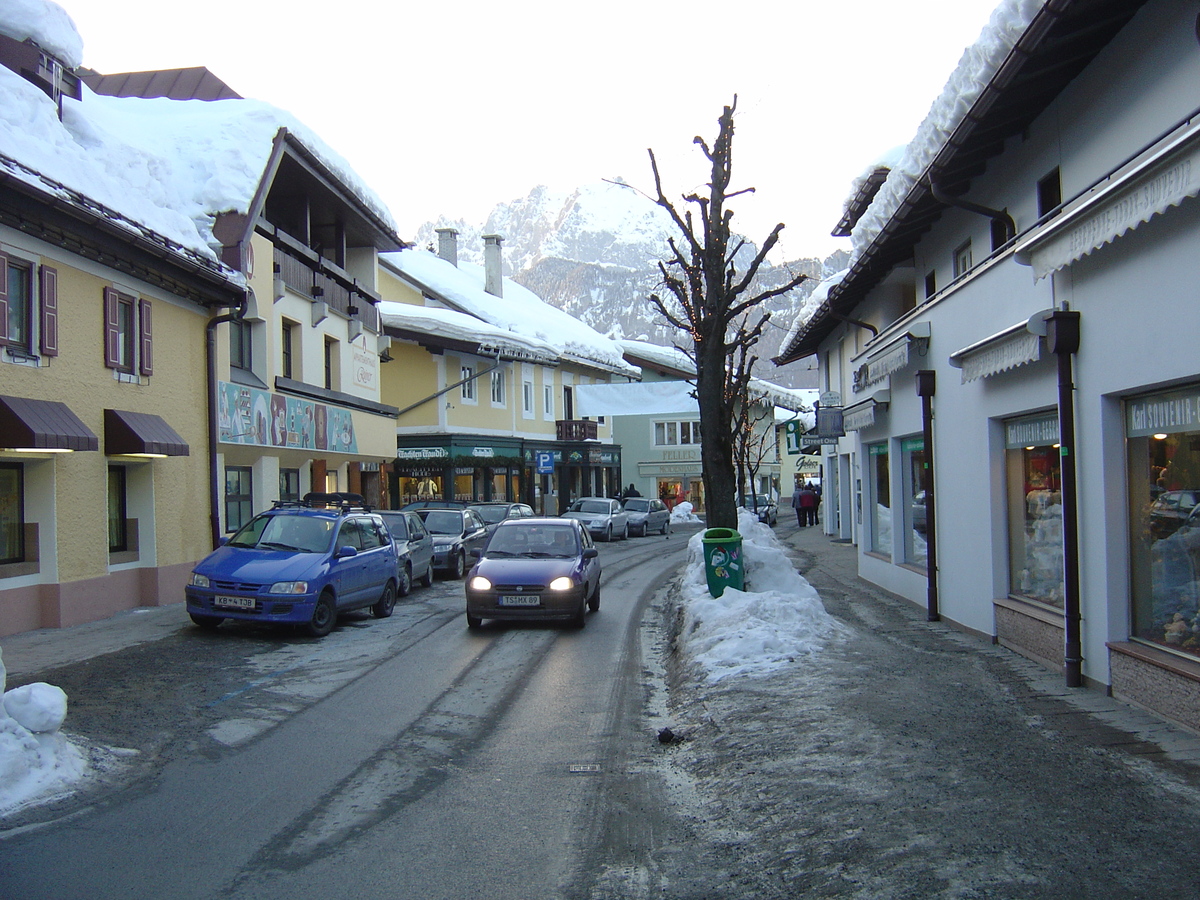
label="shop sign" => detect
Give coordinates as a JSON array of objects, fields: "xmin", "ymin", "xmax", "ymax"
[
  {"xmin": 351, "ymin": 344, "xmax": 378, "ymax": 391},
  {"xmin": 1005, "ymin": 412, "xmax": 1060, "ymax": 449},
  {"xmin": 472, "ymin": 447, "xmax": 495, "ymax": 458},
  {"xmin": 1127, "ymin": 386, "xmax": 1200, "ymax": 438},
  {"xmin": 901, "ymin": 437, "xmax": 924, "ymax": 453},
  {"xmin": 397, "ymin": 447, "xmax": 449, "ymax": 459},
  {"xmin": 360, "ymin": 462, "xmax": 380, "ymax": 472}
]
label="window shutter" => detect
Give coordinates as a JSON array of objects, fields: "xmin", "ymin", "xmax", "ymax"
[
  {"xmin": 138, "ymin": 298, "xmax": 153, "ymax": 375},
  {"xmin": 39, "ymin": 266, "xmax": 58, "ymax": 356},
  {"xmin": 0, "ymin": 251, "xmax": 9, "ymax": 342},
  {"xmin": 103, "ymin": 287, "xmax": 120, "ymax": 368}
]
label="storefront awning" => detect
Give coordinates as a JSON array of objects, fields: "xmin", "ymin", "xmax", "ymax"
[
  {"xmin": 843, "ymin": 392, "xmax": 890, "ymax": 432},
  {"xmin": 104, "ymin": 409, "xmax": 189, "ymax": 456},
  {"xmin": 0, "ymin": 395, "xmax": 98, "ymax": 451},
  {"xmin": 948, "ymin": 319, "xmax": 1043, "ymax": 384},
  {"xmin": 863, "ymin": 322, "xmax": 931, "ymax": 386},
  {"xmin": 1015, "ymin": 117, "xmax": 1200, "ymax": 279}
]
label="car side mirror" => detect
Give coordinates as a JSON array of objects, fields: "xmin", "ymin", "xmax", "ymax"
[
  {"xmin": 583, "ymin": 548, "xmax": 599, "ymax": 559},
  {"xmin": 337, "ymin": 545, "xmax": 358, "ymax": 558}
]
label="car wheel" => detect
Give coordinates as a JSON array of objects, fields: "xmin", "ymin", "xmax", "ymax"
[
  {"xmin": 397, "ymin": 565, "xmax": 413, "ymax": 597},
  {"xmin": 189, "ymin": 612, "xmax": 223, "ymax": 630},
  {"xmin": 661, "ymin": 518, "xmax": 671, "ymax": 536},
  {"xmin": 373, "ymin": 580, "xmax": 397, "ymax": 618},
  {"xmin": 466, "ymin": 612, "xmax": 483, "ymax": 630},
  {"xmin": 572, "ymin": 601, "xmax": 587, "ymax": 628},
  {"xmin": 604, "ymin": 525, "xmax": 612, "ymax": 542},
  {"xmin": 621, "ymin": 524, "xmax": 629, "ymax": 540},
  {"xmin": 419, "ymin": 561, "xmax": 434, "ymax": 588},
  {"xmin": 449, "ymin": 550, "xmax": 466, "ymax": 580},
  {"xmin": 306, "ymin": 593, "xmax": 337, "ymax": 638},
  {"xmin": 588, "ymin": 583, "xmax": 601, "ymax": 612}
]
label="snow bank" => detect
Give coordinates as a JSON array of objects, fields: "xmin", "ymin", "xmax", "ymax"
[
  {"xmin": 670, "ymin": 501, "xmax": 701, "ymax": 524},
  {"xmin": 677, "ymin": 511, "xmax": 845, "ymax": 683}
]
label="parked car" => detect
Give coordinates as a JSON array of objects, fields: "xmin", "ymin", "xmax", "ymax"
[
  {"xmin": 185, "ymin": 503, "xmax": 399, "ymax": 637},
  {"xmin": 416, "ymin": 507, "xmax": 490, "ymax": 578},
  {"xmin": 1149, "ymin": 490, "xmax": 1200, "ymax": 540},
  {"xmin": 465, "ymin": 518, "xmax": 601, "ymax": 629},
  {"xmin": 377, "ymin": 510, "xmax": 435, "ymax": 596},
  {"xmin": 562, "ymin": 497, "xmax": 629, "ymax": 541},
  {"xmin": 469, "ymin": 501, "xmax": 535, "ymax": 534},
  {"xmin": 400, "ymin": 499, "xmax": 469, "ymax": 511},
  {"xmin": 622, "ymin": 497, "xmax": 671, "ymax": 536},
  {"xmin": 740, "ymin": 494, "xmax": 778, "ymax": 526}
]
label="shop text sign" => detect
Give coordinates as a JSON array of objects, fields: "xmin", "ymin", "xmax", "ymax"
[{"xmin": 1128, "ymin": 388, "xmax": 1200, "ymax": 438}]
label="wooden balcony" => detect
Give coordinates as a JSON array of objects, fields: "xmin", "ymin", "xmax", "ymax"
[
  {"xmin": 556, "ymin": 419, "xmax": 598, "ymax": 442},
  {"xmin": 273, "ymin": 241, "xmax": 380, "ymax": 333}
]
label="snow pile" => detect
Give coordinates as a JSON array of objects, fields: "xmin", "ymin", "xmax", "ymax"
[
  {"xmin": 670, "ymin": 501, "xmax": 701, "ymax": 524},
  {"xmin": 677, "ymin": 511, "xmax": 845, "ymax": 683},
  {"xmin": 0, "ymin": 0, "xmax": 82, "ymax": 66},
  {"xmin": 850, "ymin": 0, "xmax": 1043, "ymax": 260},
  {"xmin": 0, "ymin": 646, "xmax": 86, "ymax": 816}
]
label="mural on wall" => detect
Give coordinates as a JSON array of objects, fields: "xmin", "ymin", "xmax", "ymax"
[{"xmin": 217, "ymin": 382, "xmax": 358, "ymax": 453}]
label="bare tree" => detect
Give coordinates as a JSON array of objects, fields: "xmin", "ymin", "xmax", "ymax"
[{"xmin": 646, "ymin": 97, "xmax": 807, "ymax": 528}]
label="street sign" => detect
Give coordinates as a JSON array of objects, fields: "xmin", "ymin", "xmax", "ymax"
[
  {"xmin": 784, "ymin": 420, "xmax": 803, "ymax": 455},
  {"xmin": 535, "ymin": 451, "xmax": 554, "ymax": 474},
  {"xmin": 820, "ymin": 391, "xmax": 842, "ymax": 408}
]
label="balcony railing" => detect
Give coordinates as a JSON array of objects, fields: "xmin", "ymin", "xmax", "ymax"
[
  {"xmin": 273, "ymin": 242, "xmax": 380, "ymax": 333},
  {"xmin": 556, "ymin": 419, "xmax": 598, "ymax": 442}
]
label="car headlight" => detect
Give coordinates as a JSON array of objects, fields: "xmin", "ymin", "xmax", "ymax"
[
  {"xmin": 469, "ymin": 575, "xmax": 492, "ymax": 591},
  {"xmin": 269, "ymin": 581, "xmax": 309, "ymax": 594},
  {"xmin": 549, "ymin": 576, "xmax": 575, "ymax": 591},
  {"xmin": 190, "ymin": 573, "xmax": 210, "ymax": 588}
]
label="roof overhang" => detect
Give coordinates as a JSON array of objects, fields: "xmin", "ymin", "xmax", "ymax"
[
  {"xmin": 0, "ymin": 395, "xmax": 98, "ymax": 451},
  {"xmin": 104, "ymin": 408, "xmax": 189, "ymax": 457}
]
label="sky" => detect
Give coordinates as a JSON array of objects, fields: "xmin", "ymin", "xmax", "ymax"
[{"xmin": 58, "ymin": 0, "xmax": 1004, "ymax": 262}]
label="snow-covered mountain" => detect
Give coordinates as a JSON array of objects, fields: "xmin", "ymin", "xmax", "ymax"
[{"xmin": 413, "ymin": 182, "xmax": 847, "ymax": 388}]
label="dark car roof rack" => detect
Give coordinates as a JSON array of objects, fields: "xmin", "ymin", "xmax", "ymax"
[{"xmin": 269, "ymin": 492, "xmax": 374, "ymax": 514}]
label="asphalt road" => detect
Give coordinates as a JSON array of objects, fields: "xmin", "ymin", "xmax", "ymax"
[{"xmin": 0, "ymin": 527, "xmax": 695, "ymax": 900}]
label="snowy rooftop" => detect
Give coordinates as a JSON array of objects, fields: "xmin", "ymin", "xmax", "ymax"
[
  {"xmin": 381, "ymin": 249, "xmax": 638, "ymax": 378},
  {"xmin": 0, "ymin": 0, "xmax": 396, "ymax": 272}
]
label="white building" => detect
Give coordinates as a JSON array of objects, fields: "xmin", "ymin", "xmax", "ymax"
[{"xmin": 776, "ymin": 0, "xmax": 1200, "ymax": 731}]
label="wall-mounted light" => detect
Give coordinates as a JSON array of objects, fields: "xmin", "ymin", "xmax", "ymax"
[{"xmin": 1153, "ymin": 433, "xmax": 1169, "ymax": 440}]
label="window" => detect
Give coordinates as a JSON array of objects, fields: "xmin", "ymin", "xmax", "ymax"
[
  {"xmin": 654, "ymin": 420, "xmax": 700, "ymax": 446},
  {"xmin": 324, "ymin": 337, "xmax": 338, "ymax": 391},
  {"xmin": 279, "ymin": 468, "xmax": 300, "ymax": 502},
  {"xmin": 108, "ymin": 466, "xmax": 128, "ymax": 553},
  {"xmin": 563, "ymin": 385, "xmax": 574, "ymax": 420},
  {"xmin": 230, "ymin": 319, "xmax": 252, "ymax": 373},
  {"xmin": 990, "ymin": 214, "xmax": 1010, "ymax": 252},
  {"xmin": 490, "ymin": 369, "xmax": 505, "ymax": 405},
  {"xmin": 901, "ymin": 437, "xmax": 927, "ymax": 568},
  {"xmin": 103, "ymin": 288, "xmax": 152, "ymax": 376},
  {"xmin": 1037, "ymin": 167, "xmax": 1062, "ymax": 219},
  {"xmin": 1006, "ymin": 412, "xmax": 1062, "ymax": 606},
  {"xmin": 523, "ymin": 380, "xmax": 534, "ymax": 416},
  {"xmin": 461, "ymin": 366, "xmax": 475, "ymax": 401},
  {"xmin": 953, "ymin": 240, "xmax": 973, "ymax": 279},
  {"xmin": 924, "ymin": 271, "xmax": 936, "ymax": 299},
  {"xmin": 0, "ymin": 463, "xmax": 24, "ymax": 564},
  {"xmin": 869, "ymin": 442, "xmax": 890, "ymax": 557},
  {"xmin": 543, "ymin": 384, "xmax": 554, "ymax": 418},
  {"xmin": 281, "ymin": 320, "xmax": 297, "ymax": 379},
  {"xmin": 225, "ymin": 466, "xmax": 253, "ymax": 532},
  {"xmin": 2, "ymin": 258, "xmax": 31, "ymax": 353}
]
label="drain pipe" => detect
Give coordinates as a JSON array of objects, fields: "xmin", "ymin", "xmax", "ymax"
[
  {"xmin": 1047, "ymin": 309, "xmax": 1083, "ymax": 687},
  {"xmin": 929, "ymin": 181, "xmax": 1016, "ymax": 245},
  {"xmin": 916, "ymin": 370, "xmax": 939, "ymax": 622},
  {"xmin": 206, "ymin": 290, "xmax": 248, "ymax": 549}
]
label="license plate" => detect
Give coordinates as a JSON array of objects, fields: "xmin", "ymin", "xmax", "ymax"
[
  {"xmin": 499, "ymin": 594, "xmax": 541, "ymax": 607},
  {"xmin": 214, "ymin": 595, "xmax": 255, "ymax": 610}
]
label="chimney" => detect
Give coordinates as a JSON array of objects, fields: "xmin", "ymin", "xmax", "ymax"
[
  {"xmin": 483, "ymin": 234, "xmax": 504, "ymax": 298},
  {"xmin": 435, "ymin": 227, "xmax": 458, "ymax": 267}
]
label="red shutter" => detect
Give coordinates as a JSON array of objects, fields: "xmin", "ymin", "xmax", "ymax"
[
  {"xmin": 39, "ymin": 265, "xmax": 58, "ymax": 356},
  {"xmin": 0, "ymin": 251, "xmax": 9, "ymax": 342},
  {"xmin": 103, "ymin": 287, "xmax": 120, "ymax": 368},
  {"xmin": 138, "ymin": 298, "xmax": 153, "ymax": 375}
]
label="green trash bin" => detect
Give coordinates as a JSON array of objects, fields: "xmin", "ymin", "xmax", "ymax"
[{"xmin": 702, "ymin": 527, "xmax": 744, "ymax": 597}]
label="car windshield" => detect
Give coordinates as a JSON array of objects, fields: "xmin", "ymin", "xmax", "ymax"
[
  {"xmin": 624, "ymin": 499, "xmax": 649, "ymax": 512},
  {"xmin": 472, "ymin": 506, "xmax": 510, "ymax": 525},
  {"xmin": 486, "ymin": 525, "xmax": 579, "ymax": 558},
  {"xmin": 228, "ymin": 513, "xmax": 335, "ymax": 553},
  {"xmin": 746, "ymin": 496, "xmax": 771, "ymax": 506},
  {"xmin": 571, "ymin": 500, "xmax": 611, "ymax": 515},
  {"xmin": 378, "ymin": 514, "xmax": 408, "ymax": 540},
  {"xmin": 423, "ymin": 510, "xmax": 465, "ymax": 535}
]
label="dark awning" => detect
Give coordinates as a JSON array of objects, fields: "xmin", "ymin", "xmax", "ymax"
[
  {"xmin": 104, "ymin": 408, "xmax": 189, "ymax": 456},
  {"xmin": 0, "ymin": 395, "xmax": 98, "ymax": 451}
]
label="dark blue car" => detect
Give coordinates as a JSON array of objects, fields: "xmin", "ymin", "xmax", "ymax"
[
  {"xmin": 185, "ymin": 504, "xmax": 399, "ymax": 637},
  {"xmin": 465, "ymin": 518, "xmax": 601, "ymax": 629}
]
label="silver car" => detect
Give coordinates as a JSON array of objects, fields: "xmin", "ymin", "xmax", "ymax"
[
  {"xmin": 622, "ymin": 497, "xmax": 671, "ymax": 536},
  {"xmin": 378, "ymin": 510, "xmax": 435, "ymax": 595},
  {"xmin": 562, "ymin": 497, "xmax": 629, "ymax": 541}
]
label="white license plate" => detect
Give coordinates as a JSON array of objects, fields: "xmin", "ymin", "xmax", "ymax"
[
  {"xmin": 499, "ymin": 594, "xmax": 541, "ymax": 607},
  {"xmin": 214, "ymin": 595, "xmax": 255, "ymax": 610}
]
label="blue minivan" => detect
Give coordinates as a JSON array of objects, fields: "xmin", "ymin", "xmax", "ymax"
[{"xmin": 186, "ymin": 504, "xmax": 399, "ymax": 637}]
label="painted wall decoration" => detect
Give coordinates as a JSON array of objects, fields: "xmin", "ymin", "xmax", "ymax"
[{"xmin": 217, "ymin": 381, "xmax": 358, "ymax": 453}]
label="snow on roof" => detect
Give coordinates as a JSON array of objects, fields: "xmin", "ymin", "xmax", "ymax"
[
  {"xmin": 849, "ymin": 0, "xmax": 1043, "ymax": 261},
  {"xmin": 378, "ymin": 302, "xmax": 560, "ymax": 364},
  {"xmin": 0, "ymin": 1, "xmax": 396, "ymax": 270},
  {"xmin": 0, "ymin": 0, "xmax": 83, "ymax": 68},
  {"xmin": 780, "ymin": 268, "xmax": 849, "ymax": 350},
  {"xmin": 382, "ymin": 249, "xmax": 637, "ymax": 378},
  {"xmin": 620, "ymin": 339, "xmax": 695, "ymax": 376}
]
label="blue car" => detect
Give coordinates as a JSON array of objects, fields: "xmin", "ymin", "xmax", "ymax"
[
  {"xmin": 465, "ymin": 518, "xmax": 601, "ymax": 629},
  {"xmin": 185, "ymin": 504, "xmax": 399, "ymax": 637}
]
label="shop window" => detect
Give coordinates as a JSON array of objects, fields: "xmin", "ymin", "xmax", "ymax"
[
  {"xmin": 901, "ymin": 437, "xmax": 927, "ymax": 568},
  {"xmin": 1005, "ymin": 412, "xmax": 1063, "ymax": 606},
  {"xmin": 1128, "ymin": 386, "xmax": 1200, "ymax": 658},
  {"xmin": 0, "ymin": 462, "xmax": 24, "ymax": 564},
  {"xmin": 279, "ymin": 468, "xmax": 300, "ymax": 502},
  {"xmin": 225, "ymin": 466, "xmax": 253, "ymax": 532},
  {"xmin": 108, "ymin": 465, "xmax": 128, "ymax": 552},
  {"xmin": 869, "ymin": 442, "xmax": 890, "ymax": 557}
]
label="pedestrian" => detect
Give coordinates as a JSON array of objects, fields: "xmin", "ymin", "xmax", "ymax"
[
  {"xmin": 625, "ymin": 482, "xmax": 641, "ymax": 498},
  {"xmin": 791, "ymin": 482, "xmax": 805, "ymax": 527},
  {"xmin": 799, "ymin": 482, "xmax": 818, "ymax": 526}
]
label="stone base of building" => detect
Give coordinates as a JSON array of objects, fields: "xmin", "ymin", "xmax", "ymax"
[
  {"xmin": 995, "ymin": 597, "xmax": 1065, "ymax": 671},
  {"xmin": 1109, "ymin": 642, "xmax": 1200, "ymax": 736}
]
